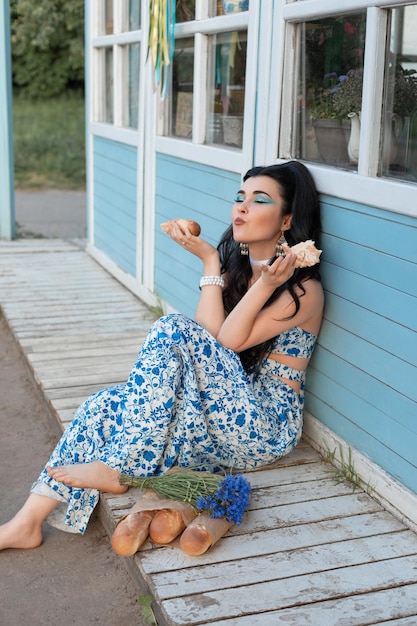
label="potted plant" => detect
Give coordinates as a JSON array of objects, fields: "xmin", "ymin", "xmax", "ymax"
[
  {"xmin": 309, "ymin": 74, "xmax": 350, "ymax": 164},
  {"xmin": 331, "ymin": 66, "xmax": 417, "ymax": 164}
]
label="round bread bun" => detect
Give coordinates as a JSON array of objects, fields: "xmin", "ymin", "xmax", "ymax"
[{"xmin": 160, "ymin": 218, "xmax": 201, "ymax": 236}]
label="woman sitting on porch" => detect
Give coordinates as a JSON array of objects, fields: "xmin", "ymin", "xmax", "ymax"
[{"xmin": 0, "ymin": 160, "xmax": 324, "ymax": 549}]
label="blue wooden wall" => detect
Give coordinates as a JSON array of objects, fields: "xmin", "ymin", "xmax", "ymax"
[
  {"xmin": 306, "ymin": 195, "xmax": 417, "ymax": 493},
  {"xmin": 93, "ymin": 136, "xmax": 137, "ymax": 276},
  {"xmin": 154, "ymin": 154, "xmax": 240, "ymax": 316}
]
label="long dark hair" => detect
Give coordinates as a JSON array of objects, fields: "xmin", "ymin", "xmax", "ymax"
[{"xmin": 218, "ymin": 161, "xmax": 322, "ymax": 375}]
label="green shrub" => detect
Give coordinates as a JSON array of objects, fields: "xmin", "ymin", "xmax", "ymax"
[{"xmin": 13, "ymin": 91, "xmax": 86, "ymax": 189}]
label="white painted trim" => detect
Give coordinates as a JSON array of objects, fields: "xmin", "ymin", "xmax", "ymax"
[
  {"xmin": 90, "ymin": 122, "xmax": 139, "ymax": 145},
  {"xmin": 240, "ymin": 0, "xmax": 260, "ymax": 174},
  {"xmin": 253, "ymin": 0, "xmax": 276, "ymax": 166},
  {"xmin": 86, "ymin": 243, "xmax": 178, "ymax": 315},
  {"xmin": 141, "ymin": 13, "xmax": 156, "ymax": 293},
  {"xmin": 155, "ymin": 136, "xmax": 244, "ymax": 172},
  {"xmin": 303, "ymin": 412, "xmax": 417, "ymax": 533},
  {"xmin": 293, "ymin": 162, "xmax": 417, "ymax": 218},
  {"xmin": 92, "ymin": 31, "xmax": 142, "ymax": 47},
  {"xmin": 85, "ymin": 0, "xmax": 94, "ymax": 246},
  {"xmin": 283, "ymin": 0, "xmax": 413, "ymax": 21},
  {"xmin": 359, "ymin": 7, "xmax": 388, "ymax": 177},
  {"xmin": 175, "ymin": 12, "xmax": 249, "ymax": 37}
]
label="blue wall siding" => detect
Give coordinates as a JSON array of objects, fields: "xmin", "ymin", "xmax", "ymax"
[
  {"xmin": 305, "ymin": 195, "xmax": 417, "ymax": 493},
  {"xmin": 93, "ymin": 137, "xmax": 137, "ymax": 276},
  {"xmin": 154, "ymin": 154, "xmax": 240, "ymax": 317}
]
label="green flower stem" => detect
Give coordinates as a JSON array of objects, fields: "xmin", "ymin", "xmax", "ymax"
[{"xmin": 119, "ymin": 470, "xmax": 223, "ymax": 509}]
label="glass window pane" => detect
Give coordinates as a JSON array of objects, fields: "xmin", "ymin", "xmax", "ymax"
[
  {"xmin": 216, "ymin": 1, "xmax": 249, "ymax": 17},
  {"xmin": 105, "ymin": 0, "xmax": 113, "ymax": 34},
  {"xmin": 176, "ymin": 0, "xmax": 195, "ymax": 22},
  {"xmin": 170, "ymin": 37, "xmax": 194, "ymax": 138},
  {"xmin": 121, "ymin": 0, "xmax": 141, "ymax": 31},
  {"xmin": 381, "ymin": 6, "xmax": 417, "ymax": 181},
  {"xmin": 295, "ymin": 13, "xmax": 366, "ymax": 168},
  {"xmin": 129, "ymin": 43, "xmax": 140, "ymax": 128},
  {"xmin": 105, "ymin": 47, "xmax": 114, "ymax": 123},
  {"xmin": 206, "ymin": 30, "xmax": 247, "ymax": 149},
  {"xmin": 129, "ymin": 0, "xmax": 141, "ymax": 30}
]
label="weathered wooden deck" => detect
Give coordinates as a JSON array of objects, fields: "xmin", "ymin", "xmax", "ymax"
[{"xmin": 1, "ymin": 239, "xmax": 417, "ymax": 626}]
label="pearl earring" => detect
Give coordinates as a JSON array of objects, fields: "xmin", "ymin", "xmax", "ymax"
[{"xmin": 240, "ymin": 243, "xmax": 249, "ymax": 256}]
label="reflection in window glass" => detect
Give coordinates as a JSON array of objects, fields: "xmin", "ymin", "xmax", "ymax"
[
  {"xmin": 206, "ymin": 31, "xmax": 247, "ymax": 148},
  {"xmin": 215, "ymin": 0, "xmax": 249, "ymax": 17},
  {"xmin": 176, "ymin": 0, "xmax": 195, "ymax": 22},
  {"xmin": 105, "ymin": 47, "xmax": 114, "ymax": 123},
  {"xmin": 129, "ymin": 0, "xmax": 141, "ymax": 30},
  {"xmin": 121, "ymin": 0, "xmax": 141, "ymax": 31},
  {"xmin": 128, "ymin": 43, "xmax": 140, "ymax": 128},
  {"xmin": 170, "ymin": 37, "xmax": 194, "ymax": 138},
  {"xmin": 381, "ymin": 6, "xmax": 417, "ymax": 181},
  {"xmin": 295, "ymin": 13, "xmax": 366, "ymax": 168},
  {"xmin": 105, "ymin": 0, "xmax": 113, "ymax": 34}
]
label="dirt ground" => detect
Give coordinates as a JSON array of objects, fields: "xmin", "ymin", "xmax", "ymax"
[{"xmin": 0, "ymin": 314, "xmax": 147, "ymax": 626}]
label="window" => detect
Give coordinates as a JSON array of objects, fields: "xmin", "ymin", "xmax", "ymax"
[
  {"xmin": 207, "ymin": 30, "xmax": 248, "ymax": 148},
  {"xmin": 159, "ymin": 0, "xmax": 250, "ymax": 151},
  {"xmin": 381, "ymin": 6, "xmax": 417, "ymax": 180},
  {"xmin": 296, "ymin": 13, "xmax": 366, "ymax": 168},
  {"xmin": 281, "ymin": 1, "xmax": 417, "ymax": 190},
  {"xmin": 92, "ymin": 0, "xmax": 143, "ymax": 130}
]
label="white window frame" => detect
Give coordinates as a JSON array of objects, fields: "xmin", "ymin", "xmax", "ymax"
[
  {"xmin": 267, "ymin": 0, "xmax": 417, "ymax": 218},
  {"xmin": 90, "ymin": 0, "xmax": 145, "ymax": 141},
  {"xmin": 87, "ymin": 1, "xmax": 153, "ymax": 293},
  {"xmin": 155, "ymin": 0, "xmax": 260, "ymax": 175}
]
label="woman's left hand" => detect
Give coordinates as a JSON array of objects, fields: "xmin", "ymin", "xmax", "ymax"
[{"xmin": 259, "ymin": 253, "xmax": 297, "ymax": 288}]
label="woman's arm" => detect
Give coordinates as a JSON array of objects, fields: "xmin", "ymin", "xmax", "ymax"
[
  {"xmin": 165, "ymin": 221, "xmax": 226, "ymax": 336},
  {"xmin": 217, "ymin": 256, "xmax": 324, "ymax": 352}
]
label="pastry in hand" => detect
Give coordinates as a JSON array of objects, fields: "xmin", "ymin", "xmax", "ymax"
[
  {"xmin": 281, "ymin": 239, "xmax": 322, "ymax": 267},
  {"xmin": 160, "ymin": 218, "xmax": 201, "ymax": 236}
]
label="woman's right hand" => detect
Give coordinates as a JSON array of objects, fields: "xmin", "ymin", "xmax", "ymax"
[{"xmin": 166, "ymin": 220, "xmax": 219, "ymax": 264}]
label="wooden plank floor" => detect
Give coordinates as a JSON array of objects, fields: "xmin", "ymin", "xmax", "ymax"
[{"xmin": 1, "ymin": 239, "xmax": 417, "ymax": 626}]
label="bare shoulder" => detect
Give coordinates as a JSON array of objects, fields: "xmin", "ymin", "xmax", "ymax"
[
  {"xmin": 271, "ymin": 278, "xmax": 324, "ymax": 335},
  {"xmin": 301, "ymin": 277, "xmax": 324, "ymax": 302}
]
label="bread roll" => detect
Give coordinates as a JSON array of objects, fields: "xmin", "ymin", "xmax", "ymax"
[
  {"xmin": 149, "ymin": 508, "xmax": 186, "ymax": 544},
  {"xmin": 160, "ymin": 218, "xmax": 201, "ymax": 236},
  {"xmin": 281, "ymin": 239, "xmax": 322, "ymax": 267},
  {"xmin": 111, "ymin": 510, "xmax": 155, "ymax": 556},
  {"xmin": 179, "ymin": 515, "xmax": 233, "ymax": 556}
]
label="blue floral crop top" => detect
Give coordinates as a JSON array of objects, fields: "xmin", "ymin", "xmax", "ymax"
[
  {"xmin": 270, "ymin": 326, "xmax": 317, "ymax": 359},
  {"xmin": 261, "ymin": 326, "xmax": 317, "ymax": 386}
]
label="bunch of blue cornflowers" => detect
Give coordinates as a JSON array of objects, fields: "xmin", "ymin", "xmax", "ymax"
[{"xmin": 196, "ymin": 473, "xmax": 251, "ymax": 525}]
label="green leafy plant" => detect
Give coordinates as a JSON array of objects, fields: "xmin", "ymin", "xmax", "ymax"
[
  {"xmin": 331, "ymin": 68, "xmax": 363, "ymax": 118},
  {"xmin": 309, "ymin": 81, "xmax": 342, "ymax": 120},
  {"xmin": 145, "ymin": 296, "xmax": 165, "ymax": 321},
  {"xmin": 138, "ymin": 594, "xmax": 158, "ymax": 626},
  {"xmin": 394, "ymin": 67, "xmax": 417, "ymax": 117}
]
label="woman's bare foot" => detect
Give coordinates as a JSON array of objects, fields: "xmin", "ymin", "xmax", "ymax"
[
  {"xmin": 0, "ymin": 516, "xmax": 43, "ymax": 550},
  {"xmin": 47, "ymin": 461, "xmax": 128, "ymax": 494},
  {"xmin": 0, "ymin": 494, "xmax": 58, "ymax": 551}
]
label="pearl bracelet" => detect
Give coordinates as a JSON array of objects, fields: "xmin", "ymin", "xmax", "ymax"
[{"xmin": 199, "ymin": 275, "xmax": 225, "ymax": 289}]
